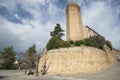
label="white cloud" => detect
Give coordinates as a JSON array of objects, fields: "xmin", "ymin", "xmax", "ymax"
[
  {"xmin": 0, "ymin": 15, "xmax": 54, "ymax": 52},
  {"xmin": 0, "ymin": 0, "xmax": 17, "ymax": 10},
  {"xmin": 16, "ymin": 0, "xmax": 63, "ymax": 21},
  {"xmin": 14, "ymin": 13, "xmax": 21, "ymax": 20},
  {"xmin": 0, "ymin": 12, "xmax": 65, "ymax": 52},
  {"xmin": 0, "ymin": 0, "xmax": 120, "ymax": 53}
]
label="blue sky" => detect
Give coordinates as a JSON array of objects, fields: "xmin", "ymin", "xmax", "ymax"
[{"xmin": 0, "ymin": 0, "xmax": 120, "ymax": 53}]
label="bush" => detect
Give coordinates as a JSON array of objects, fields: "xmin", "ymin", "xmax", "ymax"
[
  {"xmin": 74, "ymin": 40, "xmax": 83, "ymax": 46},
  {"xmin": 83, "ymin": 38, "xmax": 91, "ymax": 46},
  {"xmin": 46, "ymin": 37, "xmax": 71, "ymax": 51},
  {"xmin": 46, "ymin": 37, "xmax": 63, "ymax": 51},
  {"xmin": 69, "ymin": 40, "xmax": 74, "ymax": 44},
  {"xmin": 83, "ymin": 35, "xmax": 105, "ymax": 49},
  {"xmin": 61, "ymin": 41, "xmax": 71, "ymax": 48},
  {"xmin": 105, "ymin": 40, "xmax": 112, "ymax": 50},
  {"xmin": 67, "ymin": 35, "xmax": 108, "ymax": 50},
  {"xmin": 46, "ymin": 35, "xmax": 111, "ymax": 51}
]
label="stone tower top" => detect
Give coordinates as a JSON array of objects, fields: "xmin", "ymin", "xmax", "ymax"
[
  {"xmin": 68, "ymin": 2, "xmax": 80, "ymax": 7},
  {"xmin": 66, "ymin": 2, "xmax": 80, "ymax": 12}
]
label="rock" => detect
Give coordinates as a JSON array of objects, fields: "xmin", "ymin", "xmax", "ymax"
[{"xmin": 38, "ymin": 46, "xmax": 117, "ymax": 75}]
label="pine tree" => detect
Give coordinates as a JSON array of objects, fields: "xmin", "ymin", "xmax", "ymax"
[
  {"xmin": 50, "ymin": 24, "xmax": 64, "ymax": 38},
  {"xmin": 1, "ymin": 46, "xmax": 16, "ymax": 69}
]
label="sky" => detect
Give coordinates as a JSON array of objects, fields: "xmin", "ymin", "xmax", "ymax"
[{"xmin": 0, "ymin": 0, "xmax": 120, "ymax": 53}]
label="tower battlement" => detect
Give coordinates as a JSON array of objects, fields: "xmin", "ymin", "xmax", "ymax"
[
  {"xmin": 67, "ymin": 2, "xmax": 79, "ymax": 7},
  {"xmin": 66, "ymin": 2, "xmax": 80, "ymax": 12}
]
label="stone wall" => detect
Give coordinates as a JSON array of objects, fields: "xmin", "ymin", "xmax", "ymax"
[
  {"xmin": 112, "ymin": 48, "xmax": 120, "ymax": 60},
  {"xmin": 83, "ymin": 25, "xmax": 96, "ymax": 38},
  {"xmin": 38, "ymin": 46, "xmax": 117, "ymax": 75},
  {"xmin": 83, "ymin": 25, "xmax": 103, "ymax": 39}
]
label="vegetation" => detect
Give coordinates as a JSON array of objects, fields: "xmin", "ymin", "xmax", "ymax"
[
  {"xmin": 35, "ymin": 48, "xmax": 46, "ymax": 76},
  {"xmin": 69, "ymin": 40, "xmax": 74, "ymax": 45},
  {"xmin": 0, "ymin": 44, "xmax": 47, "ymax": 76},
  {"xmin": 46, "ymin": 37, "xmax": 63, "ymax": 51},
  {"xmin": 1, "ymin": 46, "xmax": 16, "ymax": 69},
  {"xmin": 47, "ymin": 23, "xmax": 113, "ymax": 51},
  {"xmin": 24, "ymin": 44, "xmax": 36, "ymax": 74},
  {"xmin": 83, "ymin": 35, "xmax": 105, "ymax": 49},
  {"xmin": 74, "ymin": 40, "xmax": 83, "ymax": 46},
  {"xmin": 69, "ymin": 35, "xmax": 112, "ymax": 50},
  {"xmin": 60, "ymin": 41, "xmax": 70, "ymax": 48},
  {"xmin": 50, "ymin": 24, "xmax": 64, "ymax": 38},
  {"xmin": 46, "ymin": 23, "xmax": 70, "ymax": 51},
  {"xmin": 105, "ymin": 40, "xmax": 112, "ymax": 50}
]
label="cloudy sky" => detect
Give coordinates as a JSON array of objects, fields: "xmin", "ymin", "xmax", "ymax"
[{"xmin": 0, "ymin": 0, "xmax": 120, "ymax": 53}]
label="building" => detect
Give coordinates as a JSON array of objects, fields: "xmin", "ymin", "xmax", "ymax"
[{"xmin": 66, "ymin": 2, "xmax": 101, "ymax": 41}]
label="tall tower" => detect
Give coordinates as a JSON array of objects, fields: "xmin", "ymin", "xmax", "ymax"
[{"xmin": 66, "ymin": 2, "xmax": 85, "ymax": 41}]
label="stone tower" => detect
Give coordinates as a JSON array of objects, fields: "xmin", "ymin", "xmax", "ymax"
[{"xmin": 66, "ymin": 2, "xmax": 85, "ymax": 41}]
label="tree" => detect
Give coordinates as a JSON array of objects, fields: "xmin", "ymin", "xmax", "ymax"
[
  {"xmin": 35, "ymin": 48, "xmax": 46, "ymax": 76},
  {"xmin": 46, "ymin": 23, "xmax": 70, "ymax": 51},
  {"xmin": 46, "ymin": 37, "xmax": 63, "ymax": 51},
  {"xmin": 1, "ymin": 46, "xmax": 16, "ymax": 69},
  {"xmin": 24, "ymin": 44, "xmax": 36, "ymax": 74},
  {"xmin": 50, "ymin": 24, "xmax": 64, "ymax": 38}
]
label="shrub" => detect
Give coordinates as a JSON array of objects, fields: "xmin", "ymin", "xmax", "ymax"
[
  {"xmin": 74, "ymin": 40, "xmax": 83, "ymax": 46},
  {"xmin": 83, "ymin": 38, "xmax": 91, "ymax": 46},
  {"xmin": 61, "ymin": 41, "xmax": 71, "ymax": 48},
  {"xmin": 69, "ymin": 40, "xmax": 74, "ymax": 44},
  {"xmin": 79, "ymin": 40, "xmax": 84, "ymax": 44},
  {"xmin": 74, "ymin": 41, "xmax": 80, "ymax": 46},
  {"xmin": 83, "ymin": 35, "xmax": 105, "ymax": 49},
  {"xmin": 105, "ymin": 40, "xmax": 112, "ymax": 50},
  {"xmin": 46, "ymin": 37, "xmax": 71, "ymax": 51},
  {"xmin": 68, "ymin": 35, "xmax": 106, "ymax": 50},
  {"xmin": 46, "ymin": 37, "xmax": 63, "ymax": 51}
]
